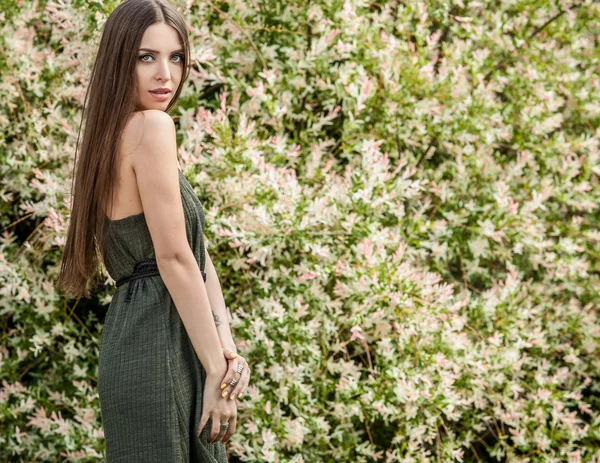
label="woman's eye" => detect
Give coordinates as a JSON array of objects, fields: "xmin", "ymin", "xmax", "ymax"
[{"xmin": 138, "ymin": 54, "xmax": 184, "ymax": 63}]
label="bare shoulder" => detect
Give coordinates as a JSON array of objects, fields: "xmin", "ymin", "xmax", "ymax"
[
  {"xmin": 138, "ymin": 109, "xmax": 175, "ymax": 133},
  {"xmin": 121, "ymin": 110, "xmax": 176, "ymax": 157}
]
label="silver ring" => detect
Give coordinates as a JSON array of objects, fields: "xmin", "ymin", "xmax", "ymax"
[
  {"xmin": 220, "ymin": 422, "xmax": 229, "ymax": 429},
  {"xmin": 236, "ymin": 365, "xmax": 243, "ymax": 374},
  {"xmin": 229, "ymin": 378, "xmax": 238, "ymax": 386}
]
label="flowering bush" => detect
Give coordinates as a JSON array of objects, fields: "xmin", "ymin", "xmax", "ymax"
[{"xmin": 1, "ymin": 0, "xmax": 599, "ymax": 461}]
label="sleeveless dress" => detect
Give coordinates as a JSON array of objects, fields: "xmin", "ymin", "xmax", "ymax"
[{"xmin": 98, "ymin": 168, "xmax": 229, "ymax": 463}]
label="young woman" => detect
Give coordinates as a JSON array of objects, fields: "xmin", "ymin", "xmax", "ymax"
[{"xmin": 57, "ymin": 1, "xmax": 249, "ymax": 460}]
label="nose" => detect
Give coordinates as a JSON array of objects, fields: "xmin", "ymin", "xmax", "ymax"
[{"xmin": 155, "ymin": 57, "xmax": 171, "ymax": 82}]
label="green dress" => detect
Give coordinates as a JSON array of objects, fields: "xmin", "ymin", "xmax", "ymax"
[{"xmin": 99, "ymin": 168, "xmax": 229, "ymax": 462}]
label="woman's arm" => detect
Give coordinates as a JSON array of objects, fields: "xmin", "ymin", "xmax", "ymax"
[
  {"xmin": 203, "ymin": 241, "xmax": 237, "ymax": 355},
  {"xmin": 128, "ymin": 110, "xmax": 227, "ymax": 377}
]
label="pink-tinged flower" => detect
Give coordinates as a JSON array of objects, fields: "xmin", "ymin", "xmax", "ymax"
[
  {"xmin": 193, "ymin": 45, "xmax": 217, "ymax": 65},
  {"xmin": 244, "ymin": 420, "xmax": 259, "ymax": 434},
  {"xmin": 27, "ymin": 406, "xmax": 51, "ymax": 432},
  {"xmin": 12, "ymin": 25, "xmax": 35, "ymax": 54},
  {"xmin": 260, "ymin": 448, "xmax": 277, "ymax": 462},
  {"xmin": 34, "ymin": 299, "xmax": 54, "ymax": 316},
  {"xmin": 452, "ymin": 448, "xmax": 465, "ymax": 461},
  {"xmin": 17, "ymin": 396, "xmax": 36, "ymax": 414},
  {"xmin": 73, "ymin": 407, "xmax": 95, "ymax": 427},
  {"xmin": 350, "ymin": 325, "xmax": 365, "ymax": 342},
  {"xmin": 537, "ymin": 388, "xmax": 552, "ymax": 402},
  {"xmin": 435, "ymin": 353, "xmax": 449, "ymax": 368},
  {"xmin": 487, "ymin": 331, "xmax": 503, "ymax": 347},
  {"xmin": 334, "ymin": 259, "xmax": 350, "ymax": 276},
  {"xmin": 356, "ymin": 237, "xmax": 374, "ymax": 264},
  {"xmin": 283, "ymin": 417, "xmax": 309, "ymax": 446},
  {"xmin": 261, "ymin": 428, "xmax": 277, "ymax": 448},
  {"xmin": 229, "ymin": 238, "xmax": 244, "ymax": 248},
  {"xmin": 258, "ymin": 69, "xmax": 278, "ymax": 87},
  {"xmin": 2, "ymin": 379, "xmax": 28, "ymax": 396},
  {"xmin": 578, "ymin": 401, "xmax": 592, "ymax": 415},
  {"xmin": 58, "ymin": 119, "xmax": 72, "ymax": 132},
  {"xmin": 294, "ymin": 296, "xmax": 309, "ymax": 318},
  {"xmin": 216, "ymin": 228, "xmax": 234, "ymax": 237},
  {"xmin": 14, "ymin": 425, "xmax": 28, "ymax": 444},
  {"xmin": 50, "ymin": 410, "xmax": 70, "ymax": 436},
  {"xmin": 16, "ymin": 284, "xmax": 31, "ymax": 302},
  {"xmin": 299, "ymin": 271, "xmax": 319, "ymax": 281},
  {"xmin": 246, "ymin": 81, "xmax": 267, "ymax": 100}
]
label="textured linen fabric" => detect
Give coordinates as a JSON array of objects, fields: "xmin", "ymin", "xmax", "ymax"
[{"xmin": 98, "ymin": 169, "xmax": 228, "ymax": 462}]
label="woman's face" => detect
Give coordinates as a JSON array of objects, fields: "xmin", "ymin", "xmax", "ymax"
[{"xmin": 135, "ymin": 22, "xmax": 184, "ymax": 111}]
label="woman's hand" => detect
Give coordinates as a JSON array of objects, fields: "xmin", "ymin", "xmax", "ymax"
[
  {"xmin": 198, "ymin": 373, "xmax": 237, "ymax": 444},
  {"xmin": 220, "ymin": 347, "xmax": 250, "ymax": 402}
]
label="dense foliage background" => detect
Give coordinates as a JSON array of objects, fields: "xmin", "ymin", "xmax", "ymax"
[{"xmin": 1, "ymin": 0, "xmax": 599, "ymax": 461}]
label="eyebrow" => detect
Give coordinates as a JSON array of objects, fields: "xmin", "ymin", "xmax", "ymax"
[{"xmin": 138, "ymin": 47, "xmax": 184, "ymax": 53}]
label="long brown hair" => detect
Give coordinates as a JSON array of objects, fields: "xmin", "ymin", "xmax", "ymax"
[{"xmin": 57, "ymin": 0, "xmax": 191, "ymax": 299}]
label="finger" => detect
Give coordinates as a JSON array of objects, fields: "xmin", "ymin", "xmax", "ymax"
[
  {"xmin": 198, "ymin": 413, "xmax": 208, "ymax": 438},
  {"xmin": 222, "ymin": 414, "xmax": 237, "ymax": 443},
  {"xmin": 210, "ymin": 415, "xmax": 222, "ymax": 444},
  {"xmin": 226, "ymin": 368, "xmax": 243, "ymax": 400},
  {"xmin": 216, "ymin": 426, "xmax": 227, "ymax": 443},
  {"xmin": 233, "ymin": 367, "xmax": 250, "ymax": 400},
  {"xmin": 216, "ymin": 415, "xmax": 231, "ymax": 444},
  {"xmin": 223, "ymin": 348, "xmax": 237, "ymax": 361},
  {"xmin": 225, "ymin": 364, "xmax": 244, "ymax": 400},
  {"xmin": 212, "ymin": 416, "xmax": 228, "ymax": 444},
  {"xmin": 219, "ymin": 359, "xmax": 239, "ymax": 398},
  {"xmin": 227, "ymin": 370, "xmax": 244, "ymax": 401},
  {"xmin": 221, "ymin": 376, "xmax": 236, "ymax": 399}
]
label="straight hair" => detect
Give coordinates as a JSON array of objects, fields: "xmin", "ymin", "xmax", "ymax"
[{"xmin": 57, "ymin": 0, "xmax": 191, "ymax": 298}]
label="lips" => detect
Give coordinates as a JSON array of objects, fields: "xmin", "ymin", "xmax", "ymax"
[{"xmin": 148, "ymin": 89, "xmax": 172, "ymax": 102}]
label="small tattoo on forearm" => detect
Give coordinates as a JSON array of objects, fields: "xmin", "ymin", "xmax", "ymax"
[{"xmin": 213, "ymin": 312, "xmax": 223, "ymax": 327}]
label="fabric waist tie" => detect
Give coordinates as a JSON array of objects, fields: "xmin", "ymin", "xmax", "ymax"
[{"xmin": 116, "ymin": 258, "xmax": 207, "ymax": 303}]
